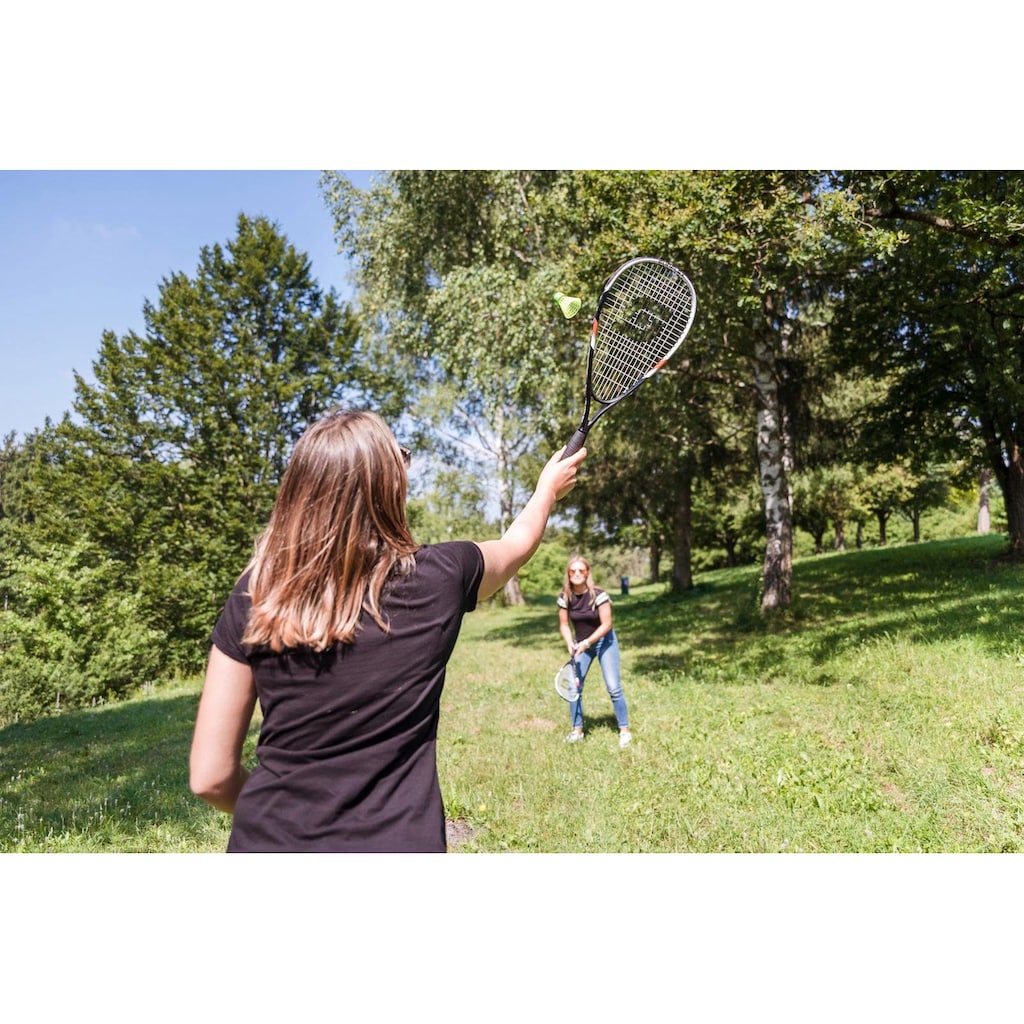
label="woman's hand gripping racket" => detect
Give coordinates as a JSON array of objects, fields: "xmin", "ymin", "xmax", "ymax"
[
  {"xmin": 561, "ymin": 257, "xmax": 697, "ymax": 459},
  {"xmin": 554, "ymin": 656, "xmax": 582, "ymax": 703}
]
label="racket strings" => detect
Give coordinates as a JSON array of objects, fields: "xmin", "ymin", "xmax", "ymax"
[
  {"xmin": 592, "ymin": 266, "xmax": 694, "ymax": 402},
  {"xmin": 554, "ymin": 663, "xmax": 581, "ymax": 701}
]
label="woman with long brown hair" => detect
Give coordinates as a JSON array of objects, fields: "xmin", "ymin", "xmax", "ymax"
[
  {"xmin": 190, "ymin": 408, "xmax": 585, "ymax": 851},
  {"xmin": 557, "ymin": 555, "xmax": 631, "ymax": 748}
]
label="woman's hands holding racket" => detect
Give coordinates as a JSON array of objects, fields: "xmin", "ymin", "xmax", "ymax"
[
  {"xmin": 540, "ymin": 444, "xmax": 587, "ymax": 502},
  {"xmin": 475, "ymin": 445, "xmax": 586, "ymax": 602}
]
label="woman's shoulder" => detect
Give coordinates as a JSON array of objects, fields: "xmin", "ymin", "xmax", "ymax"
[
  {"xmin": 413, "ymin": 541, "xmax": 485, "ymax": 591},
  {"xmin": 416, "ymin": 540, "xmax": 483, "ymax": 568},
  {"xmin": 593, "ymin": 587, "xmax": 611, "ymax": 606}
]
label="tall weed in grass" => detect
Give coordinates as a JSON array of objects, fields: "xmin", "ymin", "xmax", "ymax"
[
  {"xmin": 2, "ymin": 534, "xmax": 1022, "ymax": 853},
  {"xmin": 0, "ymin": 681, "xmax": 257, "ymax": 852}
]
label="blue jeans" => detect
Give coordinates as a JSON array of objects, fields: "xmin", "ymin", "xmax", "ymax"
[{"xmin": 570, "ymin": 630, "xmax": 629, "ymax": 731}]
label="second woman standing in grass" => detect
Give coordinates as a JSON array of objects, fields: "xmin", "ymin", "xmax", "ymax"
[{"xmin": 557, "ymin": 556, "xmax": 631, "ymax": 748}]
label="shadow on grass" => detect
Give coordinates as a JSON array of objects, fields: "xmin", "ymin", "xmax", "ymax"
[
  {"xmin": 520, "ymin": 535, "xmax": 1024, "ymax": 687},
  {"xmin": 777, "ymin": 536, "xmax": 1024, "ymax": 665},
  {"xmin": 0, "ymin": 688, "xmax": 234, "ymax": 850}
]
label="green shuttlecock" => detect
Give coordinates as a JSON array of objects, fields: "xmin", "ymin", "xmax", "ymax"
[{"xmin": 554, "ymin": 290, "xmax": 582, "ymax": 319}]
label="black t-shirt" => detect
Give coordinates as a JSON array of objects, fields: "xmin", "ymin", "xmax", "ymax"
[
  {"xmin": 556, "ymin": 587, "xmax": 611, "ymax": 642},
  {"xmin": 211, "ymin": 540, "xmax": 484, "ymax": 853}
]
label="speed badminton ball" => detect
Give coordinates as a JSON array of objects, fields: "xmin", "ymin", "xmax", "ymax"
[{"xmin": 554, "ymin": 291, "xmax": 583, "ymax": 319}]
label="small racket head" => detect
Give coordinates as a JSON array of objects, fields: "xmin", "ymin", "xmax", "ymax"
[
  {"xmin": 590, "ymin": 257, "xmax": 697, "ymax": 403},
  {"xmin": 554, "ymin": 661, "xmax": 581, "ymax": 702}
]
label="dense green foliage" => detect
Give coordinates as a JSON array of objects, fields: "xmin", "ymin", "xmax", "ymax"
[
  {"xmin": 321, "ymin": 170, "xmax": 579, "ymax": 604},
  {"xmin": 835, "ymin": 172, "xmax": 1024, "ymax": 549},
  {"xmin": 3, "ymin": 533, "xmax": 1021, "ymax": 853},
  {"xmin": 0, "ymin": 215, "xmax": 375, "ymax": 721},
  {"xmin": 320, "ymin": 170, "xmax": 1024, "ymax": 613}
]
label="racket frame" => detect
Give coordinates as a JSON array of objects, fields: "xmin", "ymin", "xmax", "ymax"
[
  {"xmin": 554, "ymin": 657, "xmax": 582, "ymax": 702},
  {"xmin": 562, "ymin": 256, "xmax": 696, "ymax": 458}
]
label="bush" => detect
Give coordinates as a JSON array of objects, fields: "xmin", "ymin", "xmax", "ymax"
[
  {"xmin": 0, "ymin": 541, "xmax": 163, "ymax": 723},
  {"xmin": 512, "ymin": 537, "xmax": 574, "ymax": 601}
]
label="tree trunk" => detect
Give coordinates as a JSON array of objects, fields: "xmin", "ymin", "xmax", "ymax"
[
  {"xmin": 670, "ymin": 470, "xmax": 693, "ymax": 592},
  {"xmin": 725, "ymin": 540, "xmax": 738, "ymax": 567},
  {"xmin": 1006, "ymin": 456, "xmax": 1024, "ymax": 554},
  {"xmin": 648, "ymin": 538, "xmax": 662, "ymax": 584},
  {"xmin": 496, "ymin": 422, "xmax": 525, "ymax": 605},
  {"xmin": 876, "ymin": 511, "xmax": 888, "ymax": 545},
  {"xmin": 982, "ymin": 423, "xmax": 1024, "ymax": 555},
  {"xmin": 753, "ymin": 328, "xmax": 793, "ymax": 612},
  {"xmin": 833, "ymin": 518, "xmax": 846, "ymax": 551},
  {"xmin": 978, "ymin": 467, "xmax": 991, "ymax": 533}
]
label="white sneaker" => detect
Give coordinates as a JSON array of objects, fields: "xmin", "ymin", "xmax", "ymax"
[
  {"xmin": 565, "ymin": 731, "xmax": 585, "ymax": 744},
  {"xmin": 619, "ymin": 730, "xmax": 632, "ymax": 749}
]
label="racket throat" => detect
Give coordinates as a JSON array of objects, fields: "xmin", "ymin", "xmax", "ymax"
[{"xmin": 561, "ymin": 426, "xmax": 590, "ymax": 459}]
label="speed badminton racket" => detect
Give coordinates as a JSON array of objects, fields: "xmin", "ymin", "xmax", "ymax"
[
  {"xmin": 561, "ymin": 256, "xmax": 697, "ymax": 458},
  {"xmin": 554, "ymin": 657, "xmax": 582, "ymax": 703}
]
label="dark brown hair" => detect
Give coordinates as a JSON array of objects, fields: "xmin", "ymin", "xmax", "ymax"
[{"xmin": 242, "ymin": 409, "xmax": 418, "ymax": 651}]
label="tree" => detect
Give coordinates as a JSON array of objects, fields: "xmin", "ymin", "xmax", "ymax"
[
  {"xmin": 565, "ymin": 171, "xmax": 904, "ymax": 610},
  {"xmin": 320, "ymin": 170, "xmax": 575, "ymax": 604},
  {"xmin": 859, "ymin": 463, "xmax": 912, "ymax": 546},
  {"xmin": 1, "ymin": 215, "xmax": 371, "ymax": 718},
  {"xmin": 900, "ymin": 461, "xmax": 955, "ymax": 542},
  {"xmin": 68, "ymin": 214, "xmax": 369, "ymax": 668},
  {"xmin": 792, "ymin": 468, "xmax": 841, "ymax": 553},
  {"xmin": 555, "ymin": 171, "xmax": 749, "ymax": 594},
  {"xmin": 839, "ymin": 170, "xmax": 1024, "ymax": 556},
  {"xmin": 407, "ymin": 466, "xmax": 490, "ymax": 544},
  {"xmin": 978, "ymin": 467, "xmax": 993, "ymax": 533},
  {"xmin": 692, "ymin": 476, "xmax": 764, "ymax": 569}
]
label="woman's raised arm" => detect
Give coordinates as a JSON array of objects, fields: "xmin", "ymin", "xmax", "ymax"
[{"xmin": 476, "ymin": 447, "xmax": 586, "ymax": 601}]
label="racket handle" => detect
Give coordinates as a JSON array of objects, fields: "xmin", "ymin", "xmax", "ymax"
[{"xmin": 560, "ymin": 428, "xmax": 589, "ymax": 460}]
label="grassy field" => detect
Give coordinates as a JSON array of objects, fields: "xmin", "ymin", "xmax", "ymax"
[{"xmin": 3, "ymin": 532, "xmax": 1023, "ymax": 853}]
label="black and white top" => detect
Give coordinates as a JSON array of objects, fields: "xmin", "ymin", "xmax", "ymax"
[
  {"xmin": 557, "ymin": 587, "xmax": 611, "ymax": 643},
  {"xmin": 211, "ymin": 540, "xmax": 484, "ymax": 853}
]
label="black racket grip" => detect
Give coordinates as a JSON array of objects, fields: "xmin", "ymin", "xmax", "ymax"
[{"xmin": 560, "ymin": 427, "xmax": 589, "ymax": 460}]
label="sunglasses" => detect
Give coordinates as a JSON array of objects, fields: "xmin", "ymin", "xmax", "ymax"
[
  {"xmin": 398, "ymin": 445, "xmax": 411, "ymax": 467},
  {"xmin": 568, "ymin": 567, "xmax": 587, "ymax": 576}
]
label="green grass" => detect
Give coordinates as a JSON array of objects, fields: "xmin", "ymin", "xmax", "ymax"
[
  {"xmin": 3, "ymin": 533, "xmax": 1023, "ymax": 853},
  {"xmin": 0, "ymin": 684, "xmax": 258, "ymax": 852}
]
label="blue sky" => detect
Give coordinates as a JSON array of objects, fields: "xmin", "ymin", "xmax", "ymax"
[
  {"xmin": 0, "ymin": 170, "xmax": 374, "ymax": 439},
  {"xmin": 0, "ymin": 4, "xmax": 1011, "ymax": 443}
]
